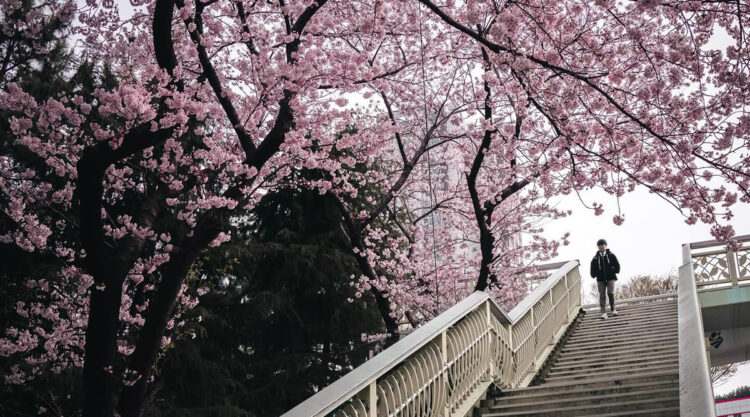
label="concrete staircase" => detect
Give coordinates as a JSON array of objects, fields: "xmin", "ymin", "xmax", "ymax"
[{"xmin": 478, "ymin": 300, "xmax": 680, "ymax": 416}]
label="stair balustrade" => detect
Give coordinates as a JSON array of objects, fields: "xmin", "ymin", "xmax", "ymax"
[
  {"xmin": 281, "ymin": 260, "xmax": 582, "ymax": 417},
  {"xmin": 686, "ymin": 234, "xmax": 750, "ymax": 289}
]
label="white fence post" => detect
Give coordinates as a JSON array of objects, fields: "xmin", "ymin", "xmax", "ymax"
[
  {"xmin": 727, "ymin": 249, "xmax": 739, "ymax": 287},
  {"xmin": 486, "ymin": 301, "xmax": 496, "ymax": 378},
  {"xmin": 367, "ymin": 382, "xmax": 377, "ymax": 417}
]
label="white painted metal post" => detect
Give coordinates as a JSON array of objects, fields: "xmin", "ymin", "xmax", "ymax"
[
  {"xmin": 486, "ymin": 300, "xmax": 496, "ymax": 378},
  {"xmin": 367, "ymin": 382, "xmax": 377, "ymax": 417},
  {"xmin": 563, "ymin": 274, "xmax": 574, "ymax": 321},
  {"xmin": 441, "ymin": 330, "xmax": 449, "ymax": 417},
  {"xmin": 530, "ymin": 303, "xmax": 535, "ymax": 327},
  {"xmin": 682, "ymin": 243, "xmax": 692, "ymax": 265},
  {"xmin": 727, "ymin": 250, "xmax": 739, "ymax": 287}
]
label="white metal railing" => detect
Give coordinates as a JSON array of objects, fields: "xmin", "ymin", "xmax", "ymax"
[
  {"xmin": 686, "ymin": 234, "xmax": 750, "ymax": 288},
  {"xmin": 281, "ymin": 260, "xmax": 582, "ymax": 417},
  {"xmin": 678, "ymin": 243, "xmax": 717, "ymax": 417}
]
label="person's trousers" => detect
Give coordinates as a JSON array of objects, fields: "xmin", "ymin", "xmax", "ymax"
[{"xmin": 598, "ymin": 280, "xmax": 615, "ymax": 313}]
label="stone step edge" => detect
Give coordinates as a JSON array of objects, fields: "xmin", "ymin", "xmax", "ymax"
[
  {"xmin": 544, "ymin": 365, "xmax": 678, "ymax": 383},
  {"xmin": 547, "ymin": 359, "xmax": 679, "ymax": 377},
  {"xmin": 488, "ymin": 380, "xmax": 678, "ymax": 403},
  {"xmin": 487, "ymin": 387, "xmax": 677, "ymax": 410},
  {"xmin": 500, "ymin": 370, "xmax": 679, "ymax": 393},
  {"xmin": 481, "ymin": 396, "xmax": 680, "ymax": 417}
]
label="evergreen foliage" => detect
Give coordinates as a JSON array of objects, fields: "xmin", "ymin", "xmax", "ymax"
[
  {"xmin": 716, "ymin": 385, "xmax": 750, "ymax": 402},
  {"xmin": 149, "ymin": 186, "xmax": 385, "ymax": 417}
]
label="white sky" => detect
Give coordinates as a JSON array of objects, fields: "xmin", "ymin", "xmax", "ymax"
[
  {"xmin": 543, "ymin": 187, "xmax": 750, "ymax": 395},
  {"xmin": 544, "ymin": 187, "xmax": 749, "ymax": 279}
]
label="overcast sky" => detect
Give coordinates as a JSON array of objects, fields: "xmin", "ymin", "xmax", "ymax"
[
  {"xmin": 542, "ymin": 187, "xmax": 749, "ymax": 395},
  {"xmin": 544, "ymin": 188, "xmax": 749, "ymax": 279}
]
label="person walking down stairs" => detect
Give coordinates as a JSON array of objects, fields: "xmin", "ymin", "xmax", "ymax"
[{"xmin": 590, "ymin": 239, "xmax": 620, "ymax": 319}]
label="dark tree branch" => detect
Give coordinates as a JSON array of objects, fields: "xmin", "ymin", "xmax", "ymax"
[
  {"xmin": 380, "ymin": 92, "xmax": 409, "ymax": 166},
  {"xmin": 334, "ymin": 195, "xmax": 401, "ymax": 342},
  {"xmin": 317, "ymin": 63, "xmax": 414, "ymax": 89},
  {"xmin": 419, "ymin": 0, "xmax": 748, "ymax": 194},
  {"xmin": 236, "ymin": 1, "xmax": 260, "ymax": 55},
  {"xmin": 79, "ymin": 123, "xmax": 174, "ymax": 417},
  {"xmin": 178, "ymin": 0, "xmax": 256, "ymax": 160},
  {"xmin": 153, "ymin": 0, "xmax": 177, "ymax": 74}
]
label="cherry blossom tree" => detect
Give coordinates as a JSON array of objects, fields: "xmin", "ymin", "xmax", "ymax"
[{"xmin": 0, "ymin": 0, "xmax": 748, "ymax": 416}]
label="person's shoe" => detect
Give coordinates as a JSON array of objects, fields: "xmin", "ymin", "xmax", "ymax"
[
  {"xmin": 611, "ymin": 310, "xmax": 618, "ymax": 316},
  {"xmin": 600, "ymin": 313, "xmax": 608, "ymax": 319}
]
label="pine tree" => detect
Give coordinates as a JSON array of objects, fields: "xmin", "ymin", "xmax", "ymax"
[{"xmin": 149, "ymin": 185, "xmax": 386, "ymax": 417}]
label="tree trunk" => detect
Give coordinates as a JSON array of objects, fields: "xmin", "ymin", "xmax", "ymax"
[{"xmin": 118, "ymin": 218, "xmax": 223, "ymax": 417}]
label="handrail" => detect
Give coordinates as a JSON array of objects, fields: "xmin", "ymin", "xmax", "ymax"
[
  {"xmin": 678, "ymin": 244, "xmax": 717, "ymax": 417},
  {"xmin": 686, "ymin": 235, "xmax": 749, "ymax": 288},
  {"xmin": 687, "ymin": 234, "xmax": 750, "ymax": 250},
  {"xmin": 281, "ymin": 260, "xmax": 582, "ymax": 417},
  {"xmin": 507, "ymin": 261, "xmax": 576, "ymax": 322}
]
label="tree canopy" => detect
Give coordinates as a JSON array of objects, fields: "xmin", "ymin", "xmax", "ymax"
[{"xmin": 0, "ymin": 0, "xmax": 748, "ymax": 416}]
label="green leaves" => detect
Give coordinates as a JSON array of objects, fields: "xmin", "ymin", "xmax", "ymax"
[{"xmin": 152, "ymin": 187, "xmax": 384, "ymax": 417}]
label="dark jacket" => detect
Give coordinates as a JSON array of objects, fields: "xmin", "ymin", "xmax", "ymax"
[{"xmin": 590, "ymin": 249, "xmax": 620, "ymax": 282}]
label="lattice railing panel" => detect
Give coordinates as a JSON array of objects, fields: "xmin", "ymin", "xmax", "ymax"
[
  {"xmin": 445, "ymin": 308, "xmax": 492, "ymax": 414},
  {"xmin": 489, "ymin": 314, "xmax": 512, "ymax": 388},
  {"xmin": 692, "ymin": 251, "xmax": 731, "ymax": 284},
  {"xmin": 568, "ymin": 278, "xmax": 581, "ymax": 316},
  {"xmin": 376, "ymin": 341, "xmax": 445, "ymax": 417}
]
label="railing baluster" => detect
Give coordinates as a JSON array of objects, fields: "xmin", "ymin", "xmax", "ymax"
[
  {"xmin": 367, "ymin": 381, "xmax": 377, "ymax": 417},
  {"xmin": 727, "ymin": 249, "xmax": 739, "ymax": 287},
  {"xmin": 485, "ymin": 301, "xmax": 496, "ymax": 379},
  {"xmin": 440, "ymin": 330, "xmax": 449, "ymax": 417}
]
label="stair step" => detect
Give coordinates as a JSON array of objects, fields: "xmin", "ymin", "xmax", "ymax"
[
  {"xmin": 565, "ymin": 329, "xmax": 677, "ymax": 348},
  {"xmin": 583, "ymin": 302, "xmax": 676, "ymax": 312},
  {"xmin": 544, "ymin": 364, "xmax": 678, "ymax": 383},
  {"xmin": 560, "ymin": 336, "xmax": 678, "ymax": 354},
  {"xmin": 581, "ymin": 302, "xmax": 676, "ymax": 313},
  {"xmin": 570, "ymin": 326, "xmax": 677, "ymax": 343},
  {"xmin": 578, "ymin": 311, "xmax": 677, "ymax": 329},
  {"xmin": 580, "ymin": 305, "xmax": 676, "ymax": 316},
  {"xmin": 567, "ymin": 331, "xmax": 678, "ymax": 348},
  {"xmin": 583, "ymin": 305, "xmax": 677, "ymax": 320},
  {"xmin": 581, "ymin": 306, "xmax": 677, "ymax": 318},
  {"xmin": 576, "ymin": 315, "xmax": 677, "ymax": 332},
  {"xmin": 485, "ymin": 387, "xmax": 678, "ymax": 412},
  {"xmin": 551, "ymin": 352, "xmax": 678, "ymax": 370},
  {"xmin": 575, "ymin": 322, "xmax": 677, "ymax": 336},
  {"xmin": 487, "ymin": 380, "xmax": 678, "ymax": 404},
  {"xmin": 579, "ymin": 407, "xmax": 680, "ymax": 417},
  {"xmin": 481, "ymin": 396, "xmax": 680, "ymax": 416},
  {"xmin": 500, "ymin": 370, "xmax": 679, "ymax": 394},
  {"xmin": 555, "ymin": 344, "xmax": 677, "ymax": 363},
  {"xmin": 582, "ymin": 301, "xmax": 676, "ymax": 313},
  {"xmin": 568, "ymin": 320, "xmax": 678, "ymax": 340},
  {"xmin": 547, "ymin": 358, "xmax": 679, "ymax": 378}
]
